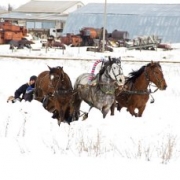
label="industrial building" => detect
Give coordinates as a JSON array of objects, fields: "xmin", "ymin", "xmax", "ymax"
[{"xmin": 63, "ymin": 3, "xmax": 180, "ymax": 43}]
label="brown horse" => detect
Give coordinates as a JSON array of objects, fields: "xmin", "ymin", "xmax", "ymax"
[
  {"xmin": 44, "ymin": 36, "xmax": 65, "ymax": 51},
  {"xmin": 34, "ymin": 66, "xmax": 74, "ymax": 125},
  {"xmin": 58, "ymin": 33, "xmax": 82, "ymax": 47},
  {"xmin": 110, "ymin": 61, "xmax": 167, "ymax": 117}
]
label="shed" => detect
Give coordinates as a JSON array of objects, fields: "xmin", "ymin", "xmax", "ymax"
[
  {"xmin": 0, "ymin": 0, "xmax": 84, "ymax": 37},
  {"xmin": 63, "ymin": 3, "xmax": 180, "ymax": 43}
]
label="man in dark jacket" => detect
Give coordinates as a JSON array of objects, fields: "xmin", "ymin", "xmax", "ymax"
[{"xmin": 13, "ymin": 75, "xmax": 37, "ymax": 102}]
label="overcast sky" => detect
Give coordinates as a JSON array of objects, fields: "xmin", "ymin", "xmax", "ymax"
[{"xmin": 0, "ymin": 0, "xmax": 179, "ymax": 9}]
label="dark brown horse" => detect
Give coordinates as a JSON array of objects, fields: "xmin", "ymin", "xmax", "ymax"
[
  {"xmin": 110, "ymin": 61, "xmax": 167, "ymax": 117},
  {"xmin": 34, "ymin": 66, "xmax": 74, "ymax": 125}
]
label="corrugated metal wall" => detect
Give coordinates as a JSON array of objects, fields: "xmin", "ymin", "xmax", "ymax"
[{"xmin": 63, "ymin": 3, "xmax": 180, "ymax": 43}]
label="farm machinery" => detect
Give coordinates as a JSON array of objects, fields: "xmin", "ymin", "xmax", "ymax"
[{"xmin": 0, "ymin": 20, "xmax": 28, "ymax": 44}]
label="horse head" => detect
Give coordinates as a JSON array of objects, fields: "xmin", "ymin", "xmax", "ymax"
[
  {"xmin": 101, "ymin": 56, "xmax": 125, "ymax": 86},
  {"xmin": 48, "ymin": 65, "xmax": 65, "ymax": 89},
  {"xmin": 145, "ymin": 61, "xmax": 167, "ymax": 90}
]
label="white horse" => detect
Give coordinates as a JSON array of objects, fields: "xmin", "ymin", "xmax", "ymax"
[{"xmin": 72, "ymin": 57, "xmax": 125, "ymax": 120}]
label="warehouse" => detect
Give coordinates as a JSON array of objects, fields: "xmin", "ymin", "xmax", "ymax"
[{"xmin": 63, "ymin": 3, "xmax": 180, "ymax": 43}]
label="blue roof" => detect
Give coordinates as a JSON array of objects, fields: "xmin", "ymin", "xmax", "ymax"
[
  {"xmin": 73, "ymin": 3, "xmax": 180, "ymax": 16},
  {"xmin": 63, "ymin": 3, "xmax": 180, "ymax": 42}
]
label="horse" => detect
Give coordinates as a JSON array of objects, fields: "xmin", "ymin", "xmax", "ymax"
[
  {"xmin": 44, "ymin": 36, "xmax": 66, "ymax": 51},
  {"xmin": 34, "ymin": 66, "xmax": 74, "ymax": 125},
  {"xmin": 72, "ymin": 57, "xmax": 125, "ymax": 120},
  {"xmin": 58, "ymin": 33, "xmax": 82, "ymax": 47},
  {"xmin": 9, "ymin": 39, "xmax": 34, "ymax": 50},
  {"xmin": 110, "ymin": 61, "xmax": 167, "ymax": 117}
]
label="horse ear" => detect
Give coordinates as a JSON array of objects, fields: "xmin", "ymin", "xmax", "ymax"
[
  {"xmin": 47, "ymin": 65, "xmax": 51, "ymax": 70},
  {"xmin": 151, "ymin": 60, "xmax": 154, "ymax": 66},
  {"xmin": 108, "ymin": 56, "xmax": 112, "ymax": 62}
]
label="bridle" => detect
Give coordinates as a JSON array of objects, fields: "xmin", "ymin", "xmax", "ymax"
[
  {"xmin": 50, "ymin": 73, "xmax": 63, "ymax": 90},
  {"xmin": 104, "ymin": 62, "xmax": 123, "ymax": 82},
  {"xmin": 144, "ymin": 66, "xmax": 164, "ymax": 89},
  {"xmin": 111, "ymin": 63, "xmax": 124, "ymax": 83},
  {"xmin": 98, "ymin": 62, "xmax": 124, "ymax": 94},
  {"xmin": 50, "ymin": 71, "xmax": 73, "ymax": 95}
]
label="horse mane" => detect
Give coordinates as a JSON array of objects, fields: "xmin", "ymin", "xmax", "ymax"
[
  {"xmin": 99, "ymin": 63, "xmax": 106, "ymax": 77},
  {"xmin": 126, "ymin": 62, "xmax": 161, "ymax": 83},
  {"xmin": 127, "ymin": 65, "xmax": 146, "ymax": 83}
]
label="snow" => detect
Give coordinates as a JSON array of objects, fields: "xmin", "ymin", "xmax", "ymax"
[{"xmin": 0, "ymin": 41, "xmax": 180, "ymax": 180}]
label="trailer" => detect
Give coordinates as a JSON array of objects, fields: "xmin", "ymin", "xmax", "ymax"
[{"xmin": 126, "ymin": 35, "xmax": 161, "ymax": 50}]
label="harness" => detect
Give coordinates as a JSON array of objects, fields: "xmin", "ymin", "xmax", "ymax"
[
  {"xmin": 123, "ymin": 66, "xmax": 159, "ymax": 95},
  {"xmin": 122, "ymin": 66, "xmax": 161, "ymax": 104}
]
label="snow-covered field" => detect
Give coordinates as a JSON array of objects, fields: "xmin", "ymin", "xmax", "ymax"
[{"xmin": 0, "ymin": 42, "xmax": 180, "ymax": 180}]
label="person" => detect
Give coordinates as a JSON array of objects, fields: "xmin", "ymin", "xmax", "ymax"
[{"xmin": 13, "ymin": 75, "xmax": 37, "ymax": 103}]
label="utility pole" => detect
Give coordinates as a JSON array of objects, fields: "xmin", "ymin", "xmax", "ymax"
[{"xmin": 102, "ymin": 0, "xmax": 107, "ymax": 52}]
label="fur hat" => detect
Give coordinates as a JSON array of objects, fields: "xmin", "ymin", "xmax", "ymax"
[{"xmin": 30, "ymin": 75, "xmax": 37, "ymax": 81}]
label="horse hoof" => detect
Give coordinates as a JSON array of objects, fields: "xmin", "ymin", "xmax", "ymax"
[{"xmin": 82, "ymin": 113, "xmax": 88, "ymax": 120}]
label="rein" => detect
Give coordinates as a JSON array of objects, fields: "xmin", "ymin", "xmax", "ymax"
[{"xmin": 123, "ymin": 88, "xmax": 158, "ymax": 95}]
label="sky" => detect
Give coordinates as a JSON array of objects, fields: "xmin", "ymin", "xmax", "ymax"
[
  {"xmin": 0, "ymin": 41, "xmax": 180, "ymax": 179},
  {"xmin": 0, "ymin": 0, "xmax": 179, "ymax": 9}
]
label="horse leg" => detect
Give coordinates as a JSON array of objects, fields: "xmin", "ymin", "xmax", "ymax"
[
  {"xmin": 52, "ymin": 110, "xmax": 59, "ymax": 119},
  {"xmin": 34, "ymin": 88, "xmax": 43, "ymax": 102},
  {"xmin": 72, "ymin": 94, "xmax": 82, "ymax": 121},
  {"xmin": 74, "ymin": 100, "xmax": 82, "ymax": 120},
  {"xmin": 127, "ymin": 106, "xmax": 137, "ymax": 117},
  {"xmin": 68, "ymin": 102, "xmax": 77, "ymax": 123},
  {"xmin": 110, "ymin": 100, "xmax": 116, "ymax": 116},
  {"xmin": 57, "ymin": 109, "xmax": 64, "ymax": 126},
  {"xmin": 102, "ymin": 105, "xmax": 110, "ymax": 118},
  {"xmin": 116, "ymin": 102, "xmax": 123, "ymax": 111},
  {"xmin": 42, "ymin": 95, "xmax": 50, "ymax": 108},
  {"xmin": 137, "ymin": 106, "xmax": 146, "ymax": 117},
  {"xmin": 82, "ymin": 106, "xmax": 93, "ymax": 120},
  {"xmin": 64, "ymin": 106, "xmax": 72, "ymax": 125},
  {"xmin": 58, "ymin": 119, "xmax": 61, "ymax": 126}
]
